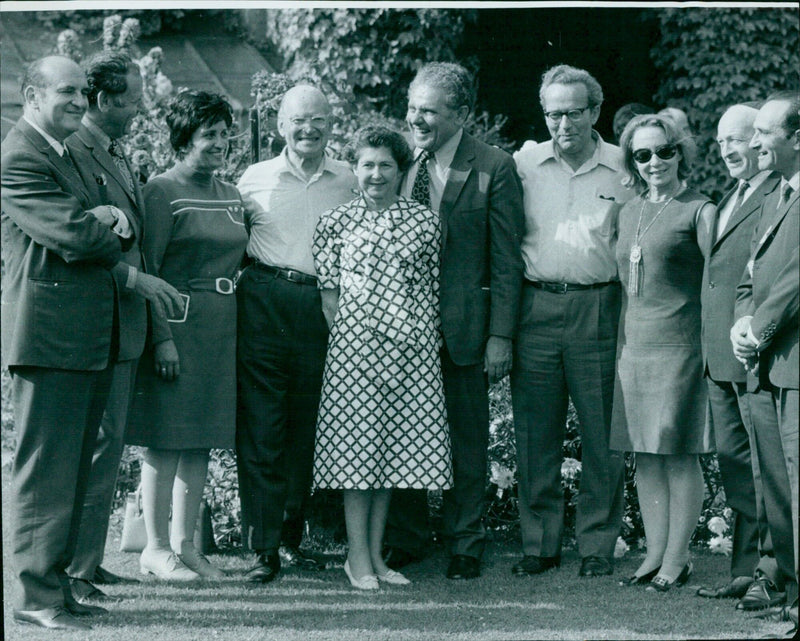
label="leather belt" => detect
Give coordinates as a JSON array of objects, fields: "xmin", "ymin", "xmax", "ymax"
[
  {"xmin": 252, "ymin": 261, "xmax": 317, "ymax": 286},
  {"xmin": 526, "ymin": 280, "xmax": 618, "ymax": 294},
  {"xmin": 172, "ymin": 277, "xmax": 235, "ymax": 294}
]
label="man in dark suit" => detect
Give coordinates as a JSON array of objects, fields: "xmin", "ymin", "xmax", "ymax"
[
  {"xmin": 64, "ymin": 51, "xmax": 183, "ymax": 604},
  {"xmin": 1, "ymin": 55, "xmax": 135, "ymax": 631},
  {"xmin": 383, "ymin": 62, "xmax": 525, "ymax": 579},
  {"xmin": 732, "ymin": 91, "xmax": 799, "ymax": 631},
  {"xmin": 696, "ymin": 104, "xmax": 783, "ymax": 606}
]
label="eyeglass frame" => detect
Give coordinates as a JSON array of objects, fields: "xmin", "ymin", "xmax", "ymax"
[
  {"xmin": 543, "ymin": 105, "xmax": 594, "ymax": 124},
  {"xmin": 631, "ymin": 144, "xmax": 679, "ymax": 164}
]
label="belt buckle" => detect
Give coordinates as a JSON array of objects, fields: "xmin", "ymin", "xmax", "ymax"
[
  {"xmin": 547, "ymin": 282, "xmax": 568, "ymax": 294},
  {"xmin": 284, "ymin": 270, "xmax": 299, "ymax": 282},
  {"xmin": 215, "ymin": 277, "xmax": 234, "ymax": 294}
]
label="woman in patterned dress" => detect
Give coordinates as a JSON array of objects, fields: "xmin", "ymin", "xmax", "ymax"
[
  {"xmin": 610, "ymin": 114, "xmax": 715, "ymax": 591},
  {"xmin": 126, "ymin": 91, "xmax": 248, "ymax": 580},
  {"xmin": 312, "ymin": 126, "xmax": 453, "ymax": 590}
]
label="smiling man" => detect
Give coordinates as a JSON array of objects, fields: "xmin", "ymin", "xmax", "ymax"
[{"xmin": 235, "ymin": 85, "xmax": 357, "ymax": 583}]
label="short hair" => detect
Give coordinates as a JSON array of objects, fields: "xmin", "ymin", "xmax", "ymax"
[
  {"xmin": 765, "ymin": 90, "xmax": 800, "ymax": 135},
  {"xmin": 165, "ymin": 90, "xmax": 233, "ymax": 155},
  {"xmin": 83, "ymin": 51, "xmax": 137, "ymax": 108},
  {"xmin": 20, "ymin": 55, "xmax": 73, "ymax": 96},
  {"xmin": 619, "ymin": 113, "xmax": 697, "ymax": 192},
  {"xmin": 343, "ymin": 125, "xmax": 413, "ymax": 173},
  {"xmin": 612, "ymin": 103, "xmax": 654, "ymax": 141},
  {"xmin": 539, "ymin": 64, "xmax": 604, "ymax": 108},
  {"xmin": 409, "ymin": 62, "xmax": 475, "ymax": 113}
]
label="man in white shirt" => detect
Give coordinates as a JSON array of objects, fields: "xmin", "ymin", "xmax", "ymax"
[{"xmin": 235, "ymin": 85, "xmax": 357, "ymax": 583}]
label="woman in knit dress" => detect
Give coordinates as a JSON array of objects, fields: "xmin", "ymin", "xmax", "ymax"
[
  {"xmin": 126, "ymin": 91, "xmax": 248, "ymax": 580},
  {"xmin": 610, "ymin": 114, "xmax": 715, "ymax": 591},
  {"xmin": 312, "ymin": 126, "xmax": 452, "ymax": 590}
]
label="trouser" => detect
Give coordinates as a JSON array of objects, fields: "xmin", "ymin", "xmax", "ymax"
[
  {"xmin": 707, "ymin": 377, "xmax": 774, "ymax": 578},
  {"xmin": 510, "ymin": 282, "xmax": 625, "ymax": 560},
  {"xmin": 235, "ymin": 267, "xmax": 328, "ymax": 553},
  {"xmin": 10, "ymin": 364, "xmax": 113, "ymax": 611},
  {"xmin": 67, "ymin": 358, "xmax": 138, "ymax": 579},
  {"xmin": 385, "ymin": 346, "xmax": 490, "ymax": 560}
]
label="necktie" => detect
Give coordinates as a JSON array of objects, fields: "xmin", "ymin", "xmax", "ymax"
[
  {"xmin": 717, "ymin": 180, "xmax": 749, "ymax": 239},
  {"xmin": 410, "ymin": 151, "xmax": 431, "ymax": 208},
  {"xmin": 109, "ymin": 139, "xmax": 135, "ymax": 193},
  {"xmin": 779, "ymin": 183, "xmax": 794, "ymax": 210}
]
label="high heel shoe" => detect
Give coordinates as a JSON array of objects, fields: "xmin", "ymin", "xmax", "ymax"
[
  {"xmin": 344, "ymin": 560, "xmax": 378, "ymax": 591},
  {"xmin": 646, "ymin": 561, "xmax": 693, "ymax": 592},
  {"xmin": 619, "ymin": 565, "xmax": 661, "ymax": 586},
  {"xmin": 376, "ymin": 569, "xmax": 411, "ymax": 585}
]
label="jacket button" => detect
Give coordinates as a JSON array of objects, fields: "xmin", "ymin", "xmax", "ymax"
[{"xmin": 709, "ymin": 282, "xmax": 715, "ymax": 289}]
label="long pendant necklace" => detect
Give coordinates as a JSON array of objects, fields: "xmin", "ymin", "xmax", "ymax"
[{"xmin": 628, "ymin": 192, "xmax": 676, "ymax": 296}]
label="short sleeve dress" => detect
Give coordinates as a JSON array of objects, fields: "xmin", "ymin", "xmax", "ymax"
[
  {"xmin": 312, "ymin": 195, "xmax": 453, "ymax": 490},
  {"xmin": 610, "ymin": 188, "xmax": 714, "ymax": 455},
  {"xmin": 126, "ymin": 163, "xmax": 248, "ymax": 450}
]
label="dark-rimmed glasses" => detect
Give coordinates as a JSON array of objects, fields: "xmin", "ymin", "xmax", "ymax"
[
  {"xmin": 543, "ymin": 106, "xmax": 592, "ymax": 123},
  {"xmin": 632, "ymin": 144, "xmax": 678, "ymax": 164}
]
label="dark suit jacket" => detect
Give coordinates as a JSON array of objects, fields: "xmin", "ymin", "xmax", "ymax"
[
  {"xmin": 735, "ymin": 181, "xmax": 799, "ymax": 390},
  {"xmin": 67, "ymin": 122, "xmax": 148, "ymax": 362},
  {"xmin": 1, "ymin": 118, "xmax": 122, "ymax": 371},
  {"xmin": 437, "ymin": 131, "xmax": 525, "ymax": 366},
  {"xmin": 702, "ymin": 172, "xmax": 781, "ymax": 383}
]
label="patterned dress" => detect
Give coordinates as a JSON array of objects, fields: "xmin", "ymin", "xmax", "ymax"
[
  {"xmin": 126, "ymin": 163, "xmax": 248, "ymax": 450},
  {"xmin": 312, "ymin": 195, "xmax": 453, "ymax": 490}
]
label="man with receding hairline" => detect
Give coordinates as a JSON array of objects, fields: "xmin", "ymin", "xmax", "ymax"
[{"xmin": 235, "ymin": 85, "xmax": 357, "ymax": 583}]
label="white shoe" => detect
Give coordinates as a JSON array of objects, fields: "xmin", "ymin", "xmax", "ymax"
[
  {"xmin": 177, "ymin": 543, "xmax": 224, "ymax": 579},
  {"xmin": 376, "ymin": 569, "xmax": 411, "ymax": 585},
  {"xmin": 140, "ymin": 548, "xmax": 200, "ymax": 581},
  {"xmin": 344, "ymin": 560, "xmax": 379, "ymax": 590}
]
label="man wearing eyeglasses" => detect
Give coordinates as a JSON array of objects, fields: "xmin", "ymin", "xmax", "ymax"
[
  {"xmin": 235, "ymin": 85, "xmax": 357, "ymax": 582},
  {"xmin": 510, "ymin": 64, "xmax": 629, "ymax": 579}
]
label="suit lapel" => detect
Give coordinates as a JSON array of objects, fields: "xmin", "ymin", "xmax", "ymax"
[
  {"xmin": 77, "ymin": 126, "xmax": 139, "ymax": 209},
  {"xmin": 715, "ymin": 173, "xmax": 782, "ymax": 249},
  {"xmin": 439, "ymin": 132, "xmax": 475, "ymax": 248},
  {"xmin": 753, "ymin": 185, "xmax": 798, "ymax": 259}
]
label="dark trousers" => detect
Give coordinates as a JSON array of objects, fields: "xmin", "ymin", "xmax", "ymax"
[
  {"xmin": 10, "ymin": 365, "xmax": 113, "ymax": 611},
  {"xmin": 510, "ymin": 283, "xmax": 625, "ymax": 560},
  {"xmin": 741, "ymin": 383, "xmax": 798, "ymax": 602},
  {"xmin": 235, "ymin": 267, "xmax": 328, "ymax": 553},
  {"xmin": 707, "ymin": 377, "xmax": 771, "ymax": 578},
  {"xmin": 386, "ymin": 346, "xmax": 490, "ymax": 560}
]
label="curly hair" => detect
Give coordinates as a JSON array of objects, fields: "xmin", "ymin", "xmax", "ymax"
[
  {"xmin": 409, "ymin": 62, "xmax": 475, "ymax": 113},
  {"xmin": 343, "ymin": 125, "xmax": 413, "ymax": 173},
  {"xmin": 165, "ymin": 90, "xmax": 233, "ymax": 156}
]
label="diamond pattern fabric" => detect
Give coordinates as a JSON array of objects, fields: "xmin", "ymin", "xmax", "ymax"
[{"xmin": 312, "ymin": 195, "xmax": 452, "ymax": 490}]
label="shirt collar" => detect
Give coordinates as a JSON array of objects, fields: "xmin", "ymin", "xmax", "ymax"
[
  {"xmin": 279, "ymin": 147, "xmax": 345, "ymax": 180},
  {"xmin": 419, "ymin": 127, "xmax": 463, "ymax": 170},
  {"xmin": 529, "ymin": 131, "xmax": 621, "ymax": 173},
  {"xmin": 784, "ymin": 171, "xmax": 800, "ymax": 193},
  {"xmin": 23, "ymin": 115, "xmax": 66, "ymax": 156},
  {"xmin": 741, "ymin": 170, "xmax": 769, "ymax": 193},
  {"xmin": 82, "ymin": 115, "xmax": 112, "ymax": 150}
]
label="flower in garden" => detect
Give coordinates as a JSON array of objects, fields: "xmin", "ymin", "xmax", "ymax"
[
  {"xmin": 614, "ymin": 536, "xmax": 629, "ymax": 559},
  {"xmin": 708, "ymin": 535, "xmax": 733, "ymax": 556},
  {"xmin": 561, "ymin": 457, "xmax": 581, "ymax": 480},
  {"xmin": 707, "ymin": 515, "xmax": 729, "ymax": 536},
  {"xmin": 490, "ymin": 462, "xmax": 515, "ymax": 490},
  {"xmin": 723, "ymin": 507, "xmax": 733, "ymax": 522},
  {"xmin": 154, "ymin": 73, "xmax": 173, "ymax": 99}
]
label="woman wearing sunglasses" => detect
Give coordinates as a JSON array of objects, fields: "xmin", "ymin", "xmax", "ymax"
[{"xmin": 610, "ymin": 114, "xmax": 715, "ymax": 592}]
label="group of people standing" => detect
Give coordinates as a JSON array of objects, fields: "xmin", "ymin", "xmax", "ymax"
[{"xmin": 1, "ymin": 49, "xmax": 797, "ymax": 635}]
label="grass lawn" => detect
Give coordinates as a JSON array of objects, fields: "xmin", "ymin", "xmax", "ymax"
[{"xmin": 2, "ymin": 468, "xmax": 790, "ymax": 641}]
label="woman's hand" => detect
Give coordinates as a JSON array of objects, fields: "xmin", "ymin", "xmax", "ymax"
[
  {"xmin": 154, "ymin": 339, "xmax": 180, "ymax": 380},
  {"xmin": 320, "ymin": 288, "xmax": 340, "ymax": 330}
]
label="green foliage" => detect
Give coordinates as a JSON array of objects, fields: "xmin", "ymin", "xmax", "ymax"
[
  {"xmin": 33, "ymin": 9, "xmax": 213, "ymax": 37},
  {"xmin": 648, "ymin": 7, "xmax": 800, "ymax": 201}
]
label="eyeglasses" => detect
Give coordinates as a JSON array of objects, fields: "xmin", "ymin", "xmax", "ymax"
[
  {"xmin": 289, "ymin": 117, "xmax": 328, "ymax": 128},
  {"xmin": 631, "ymin": 144, "xmax": 679, "ymax": 164},
  {"xmin": 543, "ymin": 106, "xmax": 592, "ymax": 123}
]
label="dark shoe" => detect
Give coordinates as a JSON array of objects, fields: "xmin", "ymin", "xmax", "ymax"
[
  {"xmin": 619, "ymin": 566, "xmax": 661, "ymax": 586},
  {"xmin": 70, "ymin": 577, "xmax": 123, "ymax": 604},
  {"xmin": 737, "ymin": 576, "xmax": 786, "ymax": 611},
  {"xmin": 646, "ymin": 561, "xmax": 693, "ymax": 592},
  {"xmin": 279, "ymin": 545, "xmax": 324, "ymax": 570},
  {"xmin": 446, "ymin": 554, "xmax": 480, "ymax": 580},
  {"xmin": 14, "ymin": 606, "xmax": 91, "ymax": 631},
  {"xmin": 245, "ymin": 552, "xmax": 280, "ymax": 583},
  {"xmin": 579, "ymin": 556, "xmax": 613, "ymax": 577},
  {"xmin": 696, "ymin": 575, "xmax": 753, "ymax": 599},
  {"xmin": 382, "ymin": 546, "xmax": 421, "ymax": 571},
  {"xmin": 512, "ymin": 555, "xmax": 561, "ymax": 576},
  {"xmin": 64, "ymin": 597, "xmax": 108, "ymax": 617},
  {"xmin": 92, "ymin": 565, "xmax": 139, "ymax": 585}
]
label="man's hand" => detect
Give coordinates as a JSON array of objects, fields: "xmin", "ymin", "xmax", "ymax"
[
  {"xmin": 135, "ymin": 272, "xmax": 185, "ymax": 320},
  {"xmin": 730, "ymin": 315, "xmax": 759, "ymax": 367},
  {"xmin": 86, "ymin": 204, "xmax": 118, "ymax": 226},
  {"xmin": 154, "ymin": 339, "xmax": 180, "ymax": 380},
  {"xmin": 484, "ymin": 336, "xmax": 512, "ymax": 384}
]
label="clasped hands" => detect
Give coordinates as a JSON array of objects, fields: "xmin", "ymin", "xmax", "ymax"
[{"xmin": 730, "ymin": 315, "xmax": 759, "ymax": 373}]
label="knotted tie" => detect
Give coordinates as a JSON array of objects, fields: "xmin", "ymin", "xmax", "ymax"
[
  {"xmin": 410, "ymin": 150, "xmax": 431, "ymax": 208},
  {"xmin": 108, "ymin": 139, "xmax": 135, "ymax": 193},
  {"xmin": 717, "ymin": 180, "xmax": 749, "ymax": 239},
  {"xmin": 779, "ymin": 183, "xmax": 794, "ymax": 210}
]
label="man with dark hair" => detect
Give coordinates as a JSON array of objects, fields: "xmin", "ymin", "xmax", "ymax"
[
  {"xmin": 64, "ymin": 50, "xmax": 183, "ymax": 603},
  {"xmin": 732, "ymin": 90, "xmax": 799, "ymax": 631},
  {"xmin": 2, "ymin": 55, "xmax": 133, "ymax": 631},
  {"xmin": 383, "ymin": 61, "xmax": 525, "ymax": 580},
  {"xmin": 510, "ymin": 64, "xmax": 629, "ymax": 579},
  {"xmin": 612, "ymin": 102, "xmax": 654, "ymax": 143}
]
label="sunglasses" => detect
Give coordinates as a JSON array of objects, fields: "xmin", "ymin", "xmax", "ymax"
[{"xmin": 632, "ymin": 144, "xmax": 679, "ymax": 164}]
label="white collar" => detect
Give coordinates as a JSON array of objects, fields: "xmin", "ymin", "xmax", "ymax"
[{"xmin": 23, "ymin": 115, "xmax": 66, "ymax": 156}]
